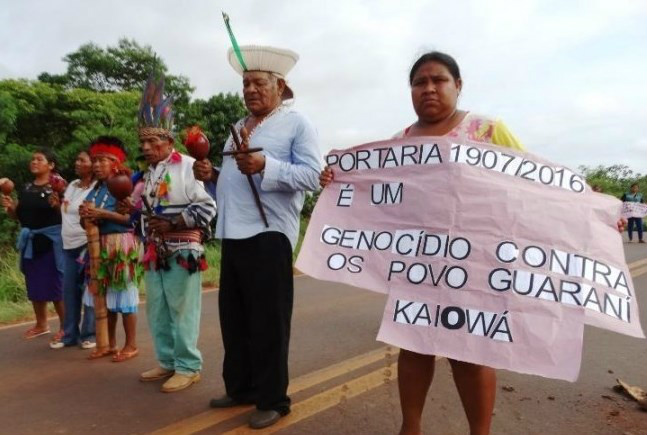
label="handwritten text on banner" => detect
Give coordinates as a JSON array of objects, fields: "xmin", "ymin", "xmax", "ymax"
[{"xmin": 296, "ymin": 137, "xmax": 644, "ymax": 382}]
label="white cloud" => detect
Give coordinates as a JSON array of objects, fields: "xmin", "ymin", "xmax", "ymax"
[{"xmin": 0, "ymin": 0, "xmax": 645, "ymax": 173}]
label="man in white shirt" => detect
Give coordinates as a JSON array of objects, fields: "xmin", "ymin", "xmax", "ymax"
[{"xmin": 194, "ymin": 45, "xmax": 320, "ymax": 428}]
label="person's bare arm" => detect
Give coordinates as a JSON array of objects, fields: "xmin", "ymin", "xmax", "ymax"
[
  {"xmin": 1, "ymin": 195, "xmax": 18, "ymax": 220},
  {"xmin": 193, "ymin": 159, "xmax": 219, "ymax": 184},
  {"xmin": 80, "ymin": 206, "xmax": 130, "ymax": 225}
]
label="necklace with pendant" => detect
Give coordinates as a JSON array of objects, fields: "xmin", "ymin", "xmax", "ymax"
[{"xmin": 145, "ymin": 161, "xmax": 169, "ymax": 200}]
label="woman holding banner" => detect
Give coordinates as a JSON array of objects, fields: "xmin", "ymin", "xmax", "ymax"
[
  {"xmin": 320, "ymin": 51, "xmax": 629, "ymax": 435},
  {"xmin": 321, "ymin": 52, "xmax": 523, "ymax": 435}
]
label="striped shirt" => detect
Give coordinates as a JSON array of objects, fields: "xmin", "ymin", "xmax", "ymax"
[{"xmin": 140, "ymin": 150, "xmax": 217, "ymax": 252}]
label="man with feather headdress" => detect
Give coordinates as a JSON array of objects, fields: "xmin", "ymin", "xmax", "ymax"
[
  {"xmin": 135, "ymin": 72, "xmax": 217, "ymax": 393},
  {"xmin": 193, "ymin": 30, "xmax": 321, "ymax": 427}
]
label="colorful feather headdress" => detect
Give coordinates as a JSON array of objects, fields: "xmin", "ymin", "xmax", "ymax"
[{"xmin": 138, "ymin": 69, "xmax": 174, "ymax": 140}]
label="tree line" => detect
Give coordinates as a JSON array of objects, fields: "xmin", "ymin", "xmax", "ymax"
[
  {"xmin": 0, "ymin": 39, "xmax": 247, "ymax": 244},
  {"xmin": 0, "ymin": 39, "xmax": 645, "ymax": 246},
  {"xmin": 1, "ymin": 39, "xmax": 247, "ymax": 184}
]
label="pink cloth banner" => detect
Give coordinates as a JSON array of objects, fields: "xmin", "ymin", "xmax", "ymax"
[{"xmin": 296, "ymin": 137, "xmax": 644, "ymax": 381}]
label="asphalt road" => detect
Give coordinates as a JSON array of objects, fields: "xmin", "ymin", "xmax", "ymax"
[{"xmin": 1, "ymin": 242, "xmax": 645, "ymax": 435}]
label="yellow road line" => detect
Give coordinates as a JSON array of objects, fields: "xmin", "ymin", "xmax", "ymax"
[
  {"xmin": 146, "ymin": 346, "xmax": 397, "ymax": 435},
  {"xmin": 147, "ymin": 407, "xmax": 251, "ymax": 435},
  {"xmin": 631, "ymin": 265, "xmax": 647, "ymax": 278},
  {"xmin": 147, "ymin": 257, "xmax": 647, "ymax": 435},
  {"xmin": 222, "ymin": 363, "xmax": 398, "ymax": 435},
  {"xmin": 628, "ymin": 257, "xmax": 647, "ymax": 271},
  {"xmin": 287, "ymin": 346, "xmax": 397, "ymax": 395}
]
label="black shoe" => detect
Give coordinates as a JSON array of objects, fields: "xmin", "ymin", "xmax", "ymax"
[
  {"xmin": 249, "ymin": 409, "xmax": 286, "ymax": 429},
  {"xmin": 209, "ymin": 395, "xmax": 243, "ymax": 408}
]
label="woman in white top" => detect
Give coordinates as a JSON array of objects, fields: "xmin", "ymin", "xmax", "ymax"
[{"xmin": 50, "ymin": 151, "xmax": 97, "ymax": 349}]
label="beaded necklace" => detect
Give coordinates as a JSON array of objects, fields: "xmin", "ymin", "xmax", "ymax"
[{"xmin": 242, "ymin": 104, "xmax": 283, "ymax": 143}]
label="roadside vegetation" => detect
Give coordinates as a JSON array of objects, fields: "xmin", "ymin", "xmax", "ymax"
[{"xmin": 1, "ymin": 38, "xmax": 644, "ymax": 325}]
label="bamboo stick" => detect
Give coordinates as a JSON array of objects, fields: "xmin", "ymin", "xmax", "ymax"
[{"xmin": 84, "ymin": 201, "xmax": 109, "ymax": 354}]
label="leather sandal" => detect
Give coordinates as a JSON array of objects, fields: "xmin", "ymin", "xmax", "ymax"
[
  {"xmin": 112, "ymin": 348, "xmax": 139, "ymax": 362},
  {"xmin": 24, "ymin": 327, "xmax": 50, "ymax": 339},
  {"xmin": 87, "ymin": 347, "xmax": 118, "ymax": 360}
]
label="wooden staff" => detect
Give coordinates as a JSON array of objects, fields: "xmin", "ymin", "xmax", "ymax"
[
  {"xmin": 220, "ymin": 147, "xmax": 263, "ymax": 156},
  {"xmin": 84, "ymin": 201, "xmax": 109, "ymax": 355},
  {"xmin": 229, "ymin": 124, "xmax": 269, "ymax": 228}
]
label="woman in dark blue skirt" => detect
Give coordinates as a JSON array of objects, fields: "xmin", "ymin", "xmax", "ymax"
[{"xmin": 1, "ymin": 149, "xmax": 66, "ymax": 341}]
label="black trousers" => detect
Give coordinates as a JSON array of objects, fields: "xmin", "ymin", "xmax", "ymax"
[{"xmin": 219, "ymin": 232, "xmax": 293, "ymax": 413}]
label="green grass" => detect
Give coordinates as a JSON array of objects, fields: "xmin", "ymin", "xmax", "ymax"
[
  {"xmin": 202, "ymin": 241, "xmax": 222, "ymax": 287},
  {"xmin": 0, "ymin": 217, "xmax": 310, "ymax": 325},
  {"xmin": 293, "ymin": 217, "xmax": 309, "ymax": 264},
  {"xmin": 0, "ymin": 250, "xmax": 37, "ymax": 325},
  {"xmin": 0, "ymin": 250, "xmax": 27, "ymax": 303},
  {"xmin": 0, "ymin": 302, "xmax": 36, "ymax": 324}
]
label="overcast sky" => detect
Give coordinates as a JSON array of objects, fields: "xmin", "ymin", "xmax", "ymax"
[{"xmin": 1, "ymin": 0, "xmax": 645, "ymax": 173}]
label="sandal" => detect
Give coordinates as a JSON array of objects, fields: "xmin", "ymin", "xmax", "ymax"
[
  {"xmin": 87, "ymin": 347, "xmax": 118, "ymax": 360},
  {"xmin": 24, "ymin": 327, "xmax": 51, "ymax": 339},
  {"xmin": 112, "ymin": 348, "xmax": 139, "ymax": 363}
]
